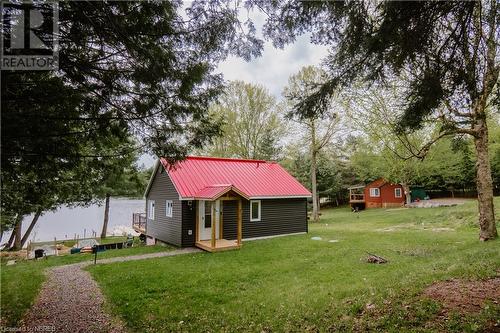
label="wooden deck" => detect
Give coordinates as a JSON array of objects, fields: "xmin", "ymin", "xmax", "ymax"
[
  {"xmin": 132, "ymin": 213, "xmax": 146, "ymax": 233},
  {"xmin": 195, "ymin": 239, "xmax": 241, "ymax": 252},
  {"xmin": 349, "ymin": 193, "xmax": 365, "ymax": 203}
]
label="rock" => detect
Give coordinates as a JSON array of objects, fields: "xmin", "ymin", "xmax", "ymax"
[
  {"xmin": 329, "ymin": 240, "xmax": 339, "ymax": 243},
  {"xmin": 311, "ymin": 237, "xmax": 322, "ymax": 241}
]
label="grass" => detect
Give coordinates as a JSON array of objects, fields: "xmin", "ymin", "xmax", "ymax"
[
  {"xmin": 0, "ymin": 243, "xmax": 173, "ymax": 327},
  {"xmin": 86, "ymin": 200, "xmax": 500, "ymax": 332}
]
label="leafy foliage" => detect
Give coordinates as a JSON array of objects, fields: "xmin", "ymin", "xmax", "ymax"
[
  {"xmin": 202, "ymin": 81, "xmax": 284, "ymax": 160},
  {"xmin": 253, "ymin": 1, "xmax": 498, "ymax": 131}
]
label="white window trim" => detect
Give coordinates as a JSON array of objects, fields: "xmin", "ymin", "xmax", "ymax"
[
  {"xmin": 165, "ymin": 200, "xmax": 173, "ymax": 217},
  {"xmin": 148, "ymin": 200, "xmax": 155, "ymax": 220},
  {"xmin": 250, "ymin": 200, "xmax": 261, "ymax": 222},
  {"xmin": 394, "ymin": 188, "xmax": 402, "ymax": 198},
  {"xmin": 369, "ymin": 188, "xmax": 380, "ymax": 197}
]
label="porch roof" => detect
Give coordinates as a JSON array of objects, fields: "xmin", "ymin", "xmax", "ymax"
[{"xmin": 193, "ymin": 184, "xmax": 250, "ymax": 201}]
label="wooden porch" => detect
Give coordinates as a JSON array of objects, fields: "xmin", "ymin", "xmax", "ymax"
[
  {"xmin": 195, "ymin": 191, "xmax": 243, "ymax": 253},
  {"xmin": 195, "ymin": 239, "xmax": 240, "ymax": 252}
]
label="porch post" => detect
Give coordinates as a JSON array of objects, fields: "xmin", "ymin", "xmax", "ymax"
[
  {"xmin": 219, "ymin": 201, "xmax": 224, "ymax": 239},
  {"xmin": 211, "ymin": 201, "xmax": 216, "ymax": 249},
  {"xmin": 237, "ymin": 199, "xmax": 242, "ymax": 246},
  {"xmin": 195, "ymin": 200, "xmax": 199, "ymax": 243}
]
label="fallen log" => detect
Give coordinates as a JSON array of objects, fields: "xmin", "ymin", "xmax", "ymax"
[{"xmin": 366, "ymin": 253, "xmax": 388, "ymax": 264}]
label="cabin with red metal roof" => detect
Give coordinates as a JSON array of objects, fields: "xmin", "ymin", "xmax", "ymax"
[
  {"xmin": 143, "ymin": 156, "xmax": 311, "ymax": 252},
  {"xmin": 349, "ymin": 178, "xmax": 405, "ymax": 210}
]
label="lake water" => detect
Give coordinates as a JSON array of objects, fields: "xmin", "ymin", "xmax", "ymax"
[{"xmin": 3, "ymin": 198, "xmax": 145, "ymax": 245}]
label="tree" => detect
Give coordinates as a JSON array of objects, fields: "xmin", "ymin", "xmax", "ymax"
[
  {"xmin": 204, "ymin": 81, "xmax": 284, "ymax": 160},
  {"xmin": 281, "ymin": 145, "xmax": 352, "ymax": 207},
  {"xmin": 254, "ymin": 1, "xmax": 499, "ymax": 240},
  {"xmin": 283, "ymin": 66, "xmax": 342, "ymax": 222},
  {"xmin": 1, "ymin": 1, "xmax": 263, "ymax": 244},
  {"xmin": 98, "ymin": 147, "xmax": 145, "ymax": 239},
  {"xmin": 345, "ymin": 82, "xmax": 440, "ymax": 204}
]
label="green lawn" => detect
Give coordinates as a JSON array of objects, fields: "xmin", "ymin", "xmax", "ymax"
[
  {"xmin": 87, "ymin": 201, "xmax": 500, "ymax": 332},
  {"xmin": 0, "ymin": 243, "xmax": 173, "ymax": 327}
]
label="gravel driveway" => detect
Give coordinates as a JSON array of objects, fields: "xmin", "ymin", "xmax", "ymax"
[{"xmin": 20, "ymin": 247, "xmax": 202, "ymax": 332}]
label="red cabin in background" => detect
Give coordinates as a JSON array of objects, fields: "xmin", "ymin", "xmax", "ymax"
[{"xmin": 349, "ymin": 178, "xmax": 406, "ymax": 210}]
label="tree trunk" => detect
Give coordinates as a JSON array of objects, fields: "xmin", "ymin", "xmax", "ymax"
[
  {"xmin": 100, "ymin": 193, "xmax": 111, "ymax": 239},
  {"xmin": 20, "ymin": 210, "xmax": 42, "ymax": 248},
  {"xmin": 311, "ymin": 151, "xmax": 319, "ymax": 222},
  {"xmin": 310, "ymin": 120, "xmax": 319, "ymax": 222},
  {"xmin": 473, "ymin": 118, "xmax": 498, "ymax": 241},
  {"xmin": 11, "ymin": 217, "xmax": 23, "ymax": 250},
  {"xmin": 5, "ymin": 229, "xmax": 16, "ymax": 249},
  {"xmin": 401, "ymin": 183, "xmax": 411, "ymax": 205}
]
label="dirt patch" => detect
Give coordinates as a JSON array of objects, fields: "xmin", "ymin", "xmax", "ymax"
[{"xmin": 423, "ymin": 277, "xmax": 500, "ymax": 315}]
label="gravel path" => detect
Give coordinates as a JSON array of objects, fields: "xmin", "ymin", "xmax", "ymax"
[
  {"xmin": 20, "ymin": 263, "xmax": 125, "ymax": 333},
  {"xmin": 20, "ymin": 247, "xmax": 202, "ymax": 332},
  {"xmin": 96, "ymin": 247, "xmax": 201, "ymax": 264}
]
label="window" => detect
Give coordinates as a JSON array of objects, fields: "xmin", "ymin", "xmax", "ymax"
[
  {"xmin": 165, "ymin": 200, "xmax": 173, "ymax": 217},
  {"xmin": 250, "ymin": 200, "xmax": 261, "ymax": 222},
  {"xmin": 394, "ymin": 188, "xmax": 402, "ymax": 198},
  {"xmin": 148, "ymin": 200, "xmax": 155, "ymax": 220},
  {"xmin": 369, "ymin": 188, "xmax": 380, "ymax": 197},
  {"xmin": 204, "ymin": 202, "xmax": 212, "ymax": 228}
]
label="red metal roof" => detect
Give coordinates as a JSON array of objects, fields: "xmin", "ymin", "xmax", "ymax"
[
  {"xmin": 366, "ymin": 178, "xmax": 388, "ymax": 188},
  {"xmin": 160, "ymin": 156, "xmax": 311, "ymax": 199}
]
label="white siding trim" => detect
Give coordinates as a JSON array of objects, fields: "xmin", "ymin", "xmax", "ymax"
[
  {"xmin": 147, "ymin": 200, "xmax": 155, "ymax": 220},
  {"xmin": 250, "ymin": 200, "xmax": 261, "ymax": 222},
  {"xmin": 165, "ymin": 200, "xmax": 173, "ymax": 217}
]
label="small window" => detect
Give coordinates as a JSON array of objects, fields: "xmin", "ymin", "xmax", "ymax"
[
  {"xmin": 395, "ymin": 188, "xmax": 402, "ymax": 198},
  {"xmin": 148, "ymin": 200, "xmax": 155, "ymax": 220},
  {"xmin": 250, "ymin": 200, "xmax": 261, "ymax": 222},
  {"xmin": 166, "ymin": 200, "xmax": 173, "ymax": 217},
  {"xmin": 204, "ymin": 202, "xmax": 212, "ymax": 228},
  {"xmin": 369, "ymin": 188, "xmax": 380, "ymax": 197}
]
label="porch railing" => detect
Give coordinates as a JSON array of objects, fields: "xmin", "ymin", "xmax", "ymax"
[
  {"xmin": 132, "ymin": 212, "xmax": 147, "ymax": 232},
  {"xmin": 350, "ymin": 193, "xmax": 365, "ymax": 201}
]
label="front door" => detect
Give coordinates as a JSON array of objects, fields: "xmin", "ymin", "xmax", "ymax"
[{"xmin": 198, "ymin": 200, "xmax": 220, "ymax": 241}]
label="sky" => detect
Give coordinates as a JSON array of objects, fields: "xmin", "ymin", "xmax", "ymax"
[
  {"xmin": 217, "ymin": 8, "xmax": 329, "ymax": 99},
  {"xmin": 139, "ymin": 8, "xmax": 329, "ymax": 168}
]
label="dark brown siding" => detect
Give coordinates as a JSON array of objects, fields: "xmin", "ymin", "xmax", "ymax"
[
  {"xmin": 222, "ymin": 198, "xmax": 307, "ymax": 240},
  {"xmin": 181, "ymin": 201, "xmax": 196, "ymax": 246},
  {"xmin": 146, "ymin": 165, "xmax": 182, "ymax": 247}
]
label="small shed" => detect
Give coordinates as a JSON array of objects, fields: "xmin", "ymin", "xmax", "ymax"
[
  {"xmin": 410, "ymin": 186, "xmax": 428, "ymax": 201},
  {"xmin": 349, "ymin": 178, "xmax": 406, "ymax": 210}
]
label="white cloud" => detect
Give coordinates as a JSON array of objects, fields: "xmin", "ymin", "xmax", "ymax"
[{"xmin": 217, "ymin": 10, "xmax": 329, "ymax": 99}]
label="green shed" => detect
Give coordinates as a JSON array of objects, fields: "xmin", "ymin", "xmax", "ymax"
[{"xmin": 410, "ymin": 187, "xmax": 428, "ymax": 201}]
